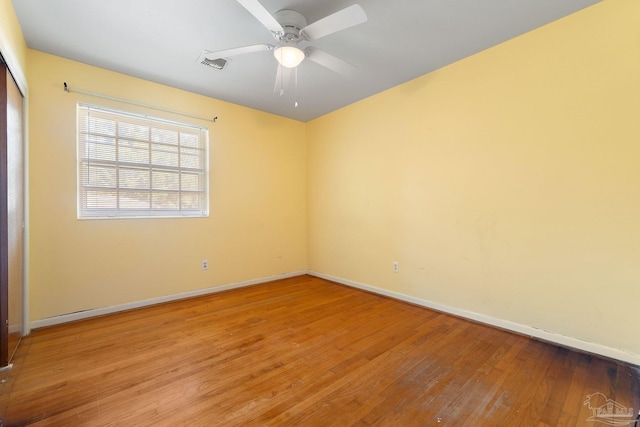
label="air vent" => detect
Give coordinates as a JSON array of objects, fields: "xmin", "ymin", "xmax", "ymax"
[{"xmin": 197, "ymin": 50, "xmax": 228, "ymax": 70}]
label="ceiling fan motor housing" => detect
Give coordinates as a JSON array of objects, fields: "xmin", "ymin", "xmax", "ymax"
[{"xmin": 273, "ymin": 9, "xmax": 308, "ymax": 43}]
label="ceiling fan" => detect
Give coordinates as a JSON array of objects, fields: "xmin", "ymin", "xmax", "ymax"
[{"xmin": 204, "ymin": 0, "xmax": 367, "ymax": 97}]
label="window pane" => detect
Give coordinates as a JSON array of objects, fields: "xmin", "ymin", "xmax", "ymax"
[
  {"xmin": 82, "ymin": 164, "xmax": 116, "ymax": 188},
  {"xmin": 152, "ymin": 170, "xmax": 179, "ymax": 190},
  {"xmin": 119, "ymin": 168, "xmax": 150, "ymax": 190},
  {"xmin": 118, "ymin": 121, "xmax": 148, "ymax": 140},
  {"xmin": 84, "ymin": 116, "xmax": 116, "ymax": 136},
  {"xmin": 85, "ymin": 190, "xmax": 117, "ymax": 209},
  {"xmin": 119, "ymin": 191, "xmax": 151, "ymax": 210},
  {"xmin": 151, "ymin": 128, "xmax": 178, "ymax": 145},
  {"xmin": 180, "ymin": 132, "xmax": 201, "ymax": 148},
  {"xmin": 152, "ymin": 145, "xmax": 179, "ymax": 168},
  {"xmin": 119, "ymin": 140, "xmax": 150, "ymax": 165},
  {"xmin": 81, "ymin": 135, "xmax": 117, "ymax": 162},
  {"xmin": 181, "ymin": 173, "xmax": 200, "ymax": 191},
  {"xmin": 181, "ymin": 193, "xmax": 201, "ymax": 210},
  {"xmin": 152, "ymin": 192, "xmax": 180, "ymax": 210},
  {"xmin": 180, "ymin": 149, "xmax": 202, "ymax": 169}
]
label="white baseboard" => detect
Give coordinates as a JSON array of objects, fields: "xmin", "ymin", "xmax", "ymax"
[
  {"xmin": 30, "ymin": 271, "xmax": 307, "ymax": 330},
  {"xmin": 308, "ymin": 271, "xmax": 640, "ymax": 367},
  {"xmin": 8, "ymin": 323, "xmax": 22, "ymax": 334}
]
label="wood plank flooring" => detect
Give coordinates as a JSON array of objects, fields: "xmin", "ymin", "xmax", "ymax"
[{"xmin": 1, "ymin": 275, "xmax": 638, "ymax": 426}]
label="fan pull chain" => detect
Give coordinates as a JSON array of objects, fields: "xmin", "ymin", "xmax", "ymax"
[
  {"xmin": 294, "ymin": 67, "xmax": 299, "ymax": 108},
  {"xmin": 274, "ymin": 64, "xmax": 284, "ymax": 96},
  {"xmin": 280, "ymin": 65, "xmax": 285, "ymax": 96}
]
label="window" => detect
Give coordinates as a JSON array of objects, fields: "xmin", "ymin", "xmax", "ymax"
[{"xmin": 77, "ymin": 104, "xmax": 209, "ymax": 218}]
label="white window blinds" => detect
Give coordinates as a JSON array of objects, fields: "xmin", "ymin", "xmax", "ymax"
[{"xmin": 77, "ymin": 104, "xmax": 209, "ymax": 218}]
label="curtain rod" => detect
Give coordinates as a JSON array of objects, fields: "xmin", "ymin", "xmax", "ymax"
[{"xmin": 63, "ymin": 82, "xmax": 218, "ymax": 123}]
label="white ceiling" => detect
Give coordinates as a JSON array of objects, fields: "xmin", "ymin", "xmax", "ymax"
[{"xmin": 13, "ymin": 0, "xmax": 600, "ymax": 122}]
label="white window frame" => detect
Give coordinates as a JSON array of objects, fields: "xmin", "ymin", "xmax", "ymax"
[{"xmin": 77, "ymin": 103, "xmax": 209, "ymax": 219}]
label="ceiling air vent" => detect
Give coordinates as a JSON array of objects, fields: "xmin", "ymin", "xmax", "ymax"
[{"xmin": 197, "ymin": 50, "xmax": 227, "ymax": 70}]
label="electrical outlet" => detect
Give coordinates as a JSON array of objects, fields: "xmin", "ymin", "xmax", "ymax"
[
  {"xmin": 392, "ymin": 261, "xmax": 399, "ymax": 273},
  {"xmin": 201, "ymin": 260, "xmax": 209, "ymax": 270}
]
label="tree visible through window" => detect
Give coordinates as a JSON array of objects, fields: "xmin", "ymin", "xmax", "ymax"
[{"xmin": 77, "ymin": 104, "xmax": 209, "ymax": 218}]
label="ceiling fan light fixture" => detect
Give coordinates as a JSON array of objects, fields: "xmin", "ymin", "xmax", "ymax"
[{"xmin": 274, "ymin": 45, "xmax": 305, "ymax": 68}]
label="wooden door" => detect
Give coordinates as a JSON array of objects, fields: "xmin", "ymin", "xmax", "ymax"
[{"xmin": 0, "ymin": 58, "xmax": 25, "ymax": 367}]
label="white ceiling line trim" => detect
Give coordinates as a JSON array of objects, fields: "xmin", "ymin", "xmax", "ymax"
[{"xmin": 63, "ymin": 82, "xmax": 218, "ymax": 123}]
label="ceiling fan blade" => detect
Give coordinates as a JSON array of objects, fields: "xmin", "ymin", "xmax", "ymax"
[
  {"xmin": 205, "ymin": 44, "xmax": 273, "ymax": 60},
  {"xmin": 306, "ymin": 48, "xmax": 357, "ymax": 76},
  {"xmin": 301, "ymin": 4, "xmax": 367, "ymax": 41},
  {"xmin": 236, "ymin": 0, "xmax": 283, "ymax": 34}
]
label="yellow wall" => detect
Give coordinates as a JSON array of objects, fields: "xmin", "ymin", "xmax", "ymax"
[
  {"xmin": 27, "ymin": 50, "xmax": 307, "ymax": 320},
  {"xmin": 0, "ymin": 0, "xmax": 27, "ymax": 79},
  {"xmin": 308, "ymin": 0, "xmax": 640, "ymax": 356}
]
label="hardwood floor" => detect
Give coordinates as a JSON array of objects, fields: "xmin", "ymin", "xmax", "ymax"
[{"xmin": 0, "ymin": 275, "xmax": 638, "ymax": 426}]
